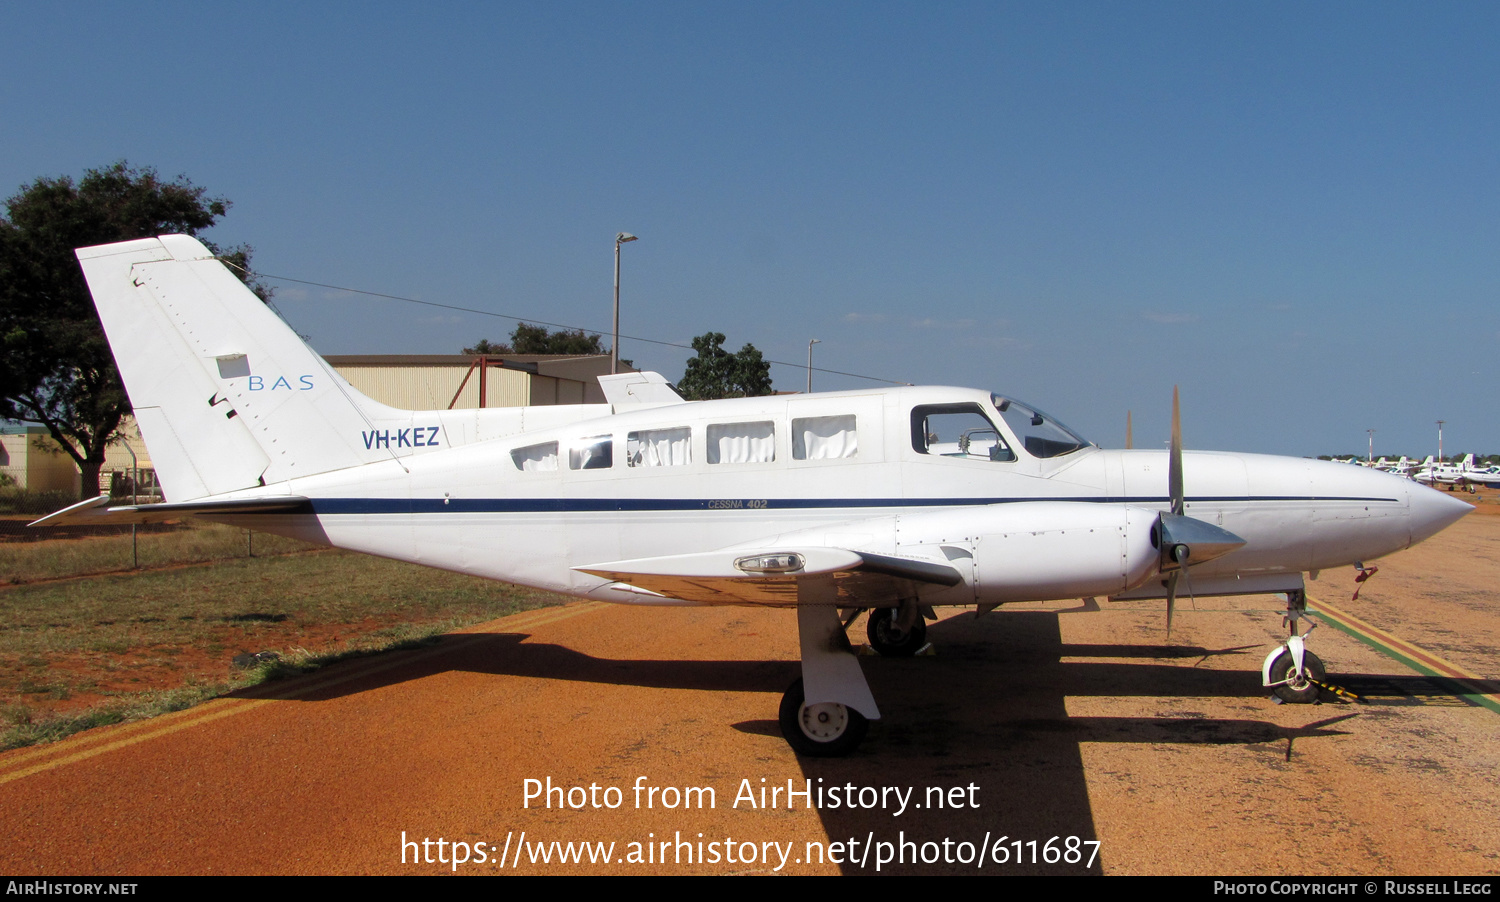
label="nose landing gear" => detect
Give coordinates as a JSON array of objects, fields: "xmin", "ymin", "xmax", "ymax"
[{"xmin": 1262, "ymin": 590, "xmax": 1326, "ymax": 703}]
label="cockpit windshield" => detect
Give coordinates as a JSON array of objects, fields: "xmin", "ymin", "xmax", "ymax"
[{"xmin": 991, "ymin": 394, "xmax": 1091, "ymax": 459}]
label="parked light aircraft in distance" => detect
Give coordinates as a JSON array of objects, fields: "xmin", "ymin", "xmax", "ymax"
[
  {"xmin": 36, "ymin": 235, "xmax": 1473, "ymax": 756},
  {"xmin": 1413, "ymin": 454, "xmax": 1479, "ymax": 491}
]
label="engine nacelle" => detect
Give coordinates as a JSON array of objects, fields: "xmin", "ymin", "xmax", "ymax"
[{"xmin": 895, "ymin": 502, "xmax": 1161, "ymax": 604}]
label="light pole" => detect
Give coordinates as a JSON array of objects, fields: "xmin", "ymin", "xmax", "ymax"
[
  {"xmin": 1437, "ymin": 420, "xmax": 1445, "ymax": 464},
  {"xmin": 1367, "ymin": 429, "xmax": 1375, "ymax": 464},
  {"xmin": 612, "ymin": 232, "xmax": 638, "ymax": 375},
  {"xmin": 806, "ymin": 339, "xmax": 821, "ymax": 393}
]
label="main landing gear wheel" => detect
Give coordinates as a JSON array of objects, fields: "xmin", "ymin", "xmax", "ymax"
[
  {"xmin": 778, "ymin": 678, "xmax": 868, "ymax": 757},
  {"xmin": 1269, "ymin": 649, "xmax": 1325, "ymax": 704},
  {"xmin": 866, "ymin": 607, "xmax": 927, "ymax": 657}
]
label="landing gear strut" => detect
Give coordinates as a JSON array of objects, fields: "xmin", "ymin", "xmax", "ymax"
[
  {"xmin": 1262, "ymin": 589, "xmax": 1325, "ymax": 704},
  {"xmin": 780, "ymin": 604, "xmax": 880, "ymax": 757}
]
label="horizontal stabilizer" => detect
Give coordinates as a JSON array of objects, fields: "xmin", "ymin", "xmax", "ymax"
[
  {"xmin": 30, "ymin": 494, "xmax": 312, "ymax": 527},
  {"xmin": 597, "ymin": 371, "xmax": 685, "ymax": 407}
]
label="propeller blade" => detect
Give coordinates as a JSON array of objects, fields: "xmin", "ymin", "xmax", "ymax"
[
  {"xmin": 1166, "ymin": 571, "xmax": 1178, "ymax": 638},
  {"xmin": 1165, "ymin": 386, "xmax": 1184, "ymax": 639},
  {"xmin": 1169, "ymin": 385, "xmax": 1183, "ymax": 516}
]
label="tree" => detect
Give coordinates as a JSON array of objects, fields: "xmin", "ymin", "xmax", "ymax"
[
  {"xmin": 464, "ymin": 322, "xmax": 608, "ymax": 356},
  {"xmin": 0, "ymin": 162, "xmax": 267, "ymax": 500},
  {"xmin": 677, "ymin": 332, "xmax": 774, "ymax": 400}
]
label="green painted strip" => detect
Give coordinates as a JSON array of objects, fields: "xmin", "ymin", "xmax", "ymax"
[{"xmin": 1309, "ymin": 604, "xmax": 1500, "ymax": 716}]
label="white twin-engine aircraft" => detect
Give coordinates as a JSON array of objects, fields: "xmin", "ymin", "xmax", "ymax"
[{"xmin": 39, "ymin": 235, "xmax": 1471, "ymax": 756}]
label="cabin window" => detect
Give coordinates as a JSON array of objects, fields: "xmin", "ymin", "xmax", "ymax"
[
  {"xmin": 511, "ymin": 441, "xmax": 559, "ymax": 472},
  {"xmin": 707, "ymin": 421, "xmax": 775, "ymax": 464},
  {"xmin": 569, "ymin": 435, "xmax": 613, "ymax": 470},
  {"xmin": 792, "ymin": 415, "xmax": 858, "ymax": 460},
  {"xmin": 911, "ymin": 404, "xmax": 1014, "ymax": 461},
  {"xmin": 627, "ymin": 427, "xmax": 692, "ymax": 467}
]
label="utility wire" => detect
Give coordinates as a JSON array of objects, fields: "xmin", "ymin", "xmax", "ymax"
[{"xmin": 238, "ymin": 267, "xmax": 914, "ymax": 386}]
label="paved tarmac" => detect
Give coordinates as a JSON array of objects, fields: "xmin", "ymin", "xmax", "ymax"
[{"xmin": 1, "ymin": 515, "xmax": 1496, "ymax": 875}]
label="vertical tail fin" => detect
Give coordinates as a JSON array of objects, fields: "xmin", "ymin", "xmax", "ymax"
[{"xmin": 78, "ymin": 235, "xmax": 405, "ymax": 500}]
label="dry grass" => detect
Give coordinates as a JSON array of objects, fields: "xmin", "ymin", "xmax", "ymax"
[
  {"xmin": 0, "ymin": 545, "xmax": 570, "ymax": 750},
  {"xmin": 0, "ymin": 521, "xmax": 316, "ymax": 585}
]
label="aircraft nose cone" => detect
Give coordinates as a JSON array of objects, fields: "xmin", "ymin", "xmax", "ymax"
[{"xmin": 1408, "ymin": 483, "xmax": 1473, "ymax": 545}]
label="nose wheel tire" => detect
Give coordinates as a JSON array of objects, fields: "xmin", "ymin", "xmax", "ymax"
[
  {"xmin": 1269, "ymin": 649, "xmax": 1326, "ymax": 704},
  {"xmin": 866, "ymin": 607, "xmax": 927, "ymax": 657},
  {"xmin": 779, "ymin": 678, "xmax": 868, "ymax": 757}
]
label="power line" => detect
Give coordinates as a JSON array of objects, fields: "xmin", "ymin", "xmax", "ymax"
[{"xmin": 243, "ymin": 268, "xmax": 914, "ymax": 386}]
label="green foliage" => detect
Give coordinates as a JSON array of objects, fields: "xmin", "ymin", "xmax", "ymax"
[
  {"xmin": 464, "ymin": 322, "xmax": 609, "ymax": 356},
  {"xmin": 462, "ymin": 338, "xmax": 507, "ymax": 355},
  {"xmin": 0, "ymin": 162, "xmax": 266, "ymax": 500},
  {"xmin": 677, "ymin": 332, "xmax": 774, "ymax": 400}
]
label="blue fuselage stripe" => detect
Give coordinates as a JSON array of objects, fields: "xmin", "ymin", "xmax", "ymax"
[{"xmin": 300, "ymin": 495, "xmax": 1400, "ymax": 515}]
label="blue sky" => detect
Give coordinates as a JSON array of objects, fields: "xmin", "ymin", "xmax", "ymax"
[{"xmin": 3, "ymin": 2, "xmax": 1496, "ymax": 457}]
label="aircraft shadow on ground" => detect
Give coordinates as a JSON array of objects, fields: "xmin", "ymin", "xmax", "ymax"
[
  {"xmin": 787, "ymin": 612, "xmax": 1361, "ymax": 875},
  {"xmin": 231, "ymin": 610, "xmax": 1384, "ymax": 874},
  {"xmin": 242, "ymin": 610, "xmax": 1281, "ymax": 704}
]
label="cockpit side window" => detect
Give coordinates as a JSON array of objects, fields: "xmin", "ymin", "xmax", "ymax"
[
  {"xmin": 911, "ymin": 404, "xmax": 1015, "ymax": 462},
  {"xmin": 991, "ymin": 395, "xmax": 1089, "ymax": 458}
]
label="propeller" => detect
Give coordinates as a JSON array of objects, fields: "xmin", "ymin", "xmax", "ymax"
[
  {"xmin": 1155, "ymin": 386, "xmax": 1246, "ymax": 639},
  {"xmin": 1166, "ymin": 386, "xmax": 1183, "ymax": 636}
]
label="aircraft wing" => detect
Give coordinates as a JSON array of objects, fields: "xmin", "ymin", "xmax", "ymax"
[
  {"xmin": 30, "ymin": 494, "xmax": 313, "ymax": 527},
  {"xmin": 576, "ymin": 547, "xmax": 963, "ymax": 606}
]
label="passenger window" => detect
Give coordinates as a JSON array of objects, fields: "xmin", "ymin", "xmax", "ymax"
[
  {"xmin": 911, "ymin": 404, "xmax": 1014, "ymax": 461},
  {"xmin": 707, "ymin": 421, "xmax": 775, "ymax": 464},
  {"xmin": 792, "ymin": 415, "xmax": 858, "ymax": 460},
  {"xmin": 628, "ymin": 427, "xmax": 691, "ymax": 467},
  {"xmin": 569, "ymin": 435, "xmax": 613, "ymax": 470},
  {"xmin": 511, "ymin": 441, "xmax": 559, "ymax": 471}
]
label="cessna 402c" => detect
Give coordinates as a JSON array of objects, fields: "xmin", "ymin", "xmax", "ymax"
[{"xmin": 38, "ymin": 235, "xmax": 1472, "ymax": 756}]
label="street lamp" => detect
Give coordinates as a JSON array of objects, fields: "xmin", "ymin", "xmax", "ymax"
[
  {"xmin": 612, "ymin": 232, "xmax": 638, "ymax": 375},
  {"xmin": 807, "ymin": 338, "xmax": 821, "ymax": 393}
]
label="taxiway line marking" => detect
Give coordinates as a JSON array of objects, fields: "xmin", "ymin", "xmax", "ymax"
[
  {"xmin": 0, "ymin": 698, "xmax": 275, "ymax": 787},
  {"xmin": 0, "ymin": 602, "xmax": 605, "ymax": 785},
  {"xmin": 1308, "ymin": 594, "xmax": 1500, "ymax": 715}
]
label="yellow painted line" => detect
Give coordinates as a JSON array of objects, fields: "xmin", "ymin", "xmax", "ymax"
[
  {"xmin": 0, "ymin": 698, "xmax": 250, "ymax": 772},
  {"xmin": 0, "ymin": 602, "xmax": 606, "ymax": 785},
  {"xmin": 1308, "ymin": 593, "xmax": 1500, "ymax": 714},
  {"xmin": 455, "ymin": 601, "xmax": 606, "ymax": 634},
  {"xmin": 238, "ymin": 632, "xmax": 493, "ymax": 700},
  {"xmin": 0, "ymin": 698, "xmax": 274, "ymax": 786}
]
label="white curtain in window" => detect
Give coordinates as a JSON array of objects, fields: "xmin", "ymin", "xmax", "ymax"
[
  {"xmin": 629, "ymin": 427, "xmax": 691, "ymax": 467},
  {"xmin": 707, "ymin": 422, "xmax": 775, "ymax": 464},
  {"xmin": 511, "ymin": 442, "xmax": 558, "ymax": 471},
  {"xmin": 793, "ymin": 415, "xmax": 858, "ymax": 460}
]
